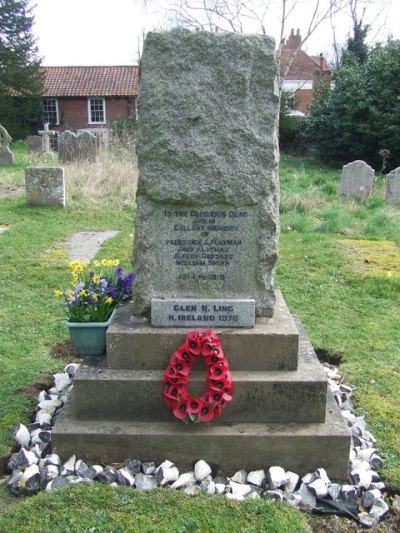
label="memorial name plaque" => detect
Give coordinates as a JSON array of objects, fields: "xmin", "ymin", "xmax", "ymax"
[{"xmin": 152, "ymin": 298, "xmax": 255, "ymax": 327}]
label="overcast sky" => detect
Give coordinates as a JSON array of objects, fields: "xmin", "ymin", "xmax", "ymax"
[{"xmin": 33, "ymin": 0, "xmax": 400, "ymax": 66}]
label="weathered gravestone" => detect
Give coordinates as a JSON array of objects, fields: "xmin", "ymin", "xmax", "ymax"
[
  {"xmin": 53, "ymin": 29, "xmax": 350, "ymax": 478},
  {"xmin": 385, "ymin": 167, "xmax": 400, "ymax": 205},
  {"xmin": 27, "ymin": 135, "xmax": 43, "ymax": 154},
  {"xmin": 58, "ymin": 130, "xmax": 97, "ymax": 163},
  {"xmin": 38, "ymin": 123, "xmax": 55, "ymax": 154},
  {"xmin": 339, "ymin": 160, "xmax": 375, "ymax": 199},
  {"xmin": 0, "ymin": 125, "xmax": 15, "ymax": 165},
  {"xmin": 25, "ymin": 167, "xmax": 65, "ymax": 207}
]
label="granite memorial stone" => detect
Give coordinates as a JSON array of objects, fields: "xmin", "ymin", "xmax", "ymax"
[
  {"xmin": 25, "ymin": 166, "xmax": 65, "ymax": 207},
  {"xmin": 339, "ymin": 160, "xmax": 374, "ymax": 199},
  {"xmin": 132, "ymin": 28, "xmax": 280, "ymax": 319},
  {"xmin": 0, "ymin": 124, "xmax": 15, "ymax": 165},
  {"xmin": 385, "ymin": 167, "xmax": 400, "ymax": 205},
  {"xmin": 59, "ymin": 131, "xmax": 97, "ymax": 163}
]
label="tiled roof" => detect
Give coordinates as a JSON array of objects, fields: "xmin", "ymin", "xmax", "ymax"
[
  {"xmin": 41, "ymin": 66, "xmax": 139, "ymax": 97},
  {"xmin": 280, "ymin": 49, "xmax": 330, "ymax": 80}
]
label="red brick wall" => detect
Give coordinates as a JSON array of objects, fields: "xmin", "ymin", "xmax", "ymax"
[{"xmin": 52, "ymin": 96, "xmax": 136, "ymax": 131}]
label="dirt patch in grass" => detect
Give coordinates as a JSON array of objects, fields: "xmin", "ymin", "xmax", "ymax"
[
  {"xmin": 315, "ymin": 348, "xmax": 343, "ymax": 366},
  {"xmin": 309, "ymin": 510, "xmax": 400, "ymax": 532},
  {"xmin": 50, "ymin": 339, "xmax": 80, "ymax": 361},
  {"xmin": 0, "ymin": 186, "xmax": 24, "ymax": 198},
  {"xmin": 341, "ymin": 239, "xmax": 400, "ymax": 278}
]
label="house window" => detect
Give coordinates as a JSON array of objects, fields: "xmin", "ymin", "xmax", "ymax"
[
  {"xmin": 42, "ymin": 98, "xmax": 59, "ymax": 125},
  {"xmin": 88, "ymin": 98, "xmax": 106, "ymax": 124}
]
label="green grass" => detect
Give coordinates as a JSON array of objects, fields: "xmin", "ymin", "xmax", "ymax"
[
  {"xmin": 0, "ymin": 484, "xmax": 311, "ymax": 532},
  {"xmin": 0, "ymin": 147, "xmax": 399, "ymax": 528}
]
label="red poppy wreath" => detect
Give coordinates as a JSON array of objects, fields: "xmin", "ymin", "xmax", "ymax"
[{"xmin": 163, "ymin": 329, "xmax": 234, "ymax": 423}]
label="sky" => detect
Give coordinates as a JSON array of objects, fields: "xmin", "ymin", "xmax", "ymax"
[{"xmin": 32, "ymin": 0, "xmax": 400, "ymax": 66}]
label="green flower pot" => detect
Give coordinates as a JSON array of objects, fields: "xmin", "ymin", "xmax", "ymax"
[{"xmin": 66, "ymin": 310, "xmax": 115, "ymax": 356}]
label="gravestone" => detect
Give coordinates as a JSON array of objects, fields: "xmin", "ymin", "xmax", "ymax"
[
  {"xmin": 0, "ymin": 124, "xmax": 15, "ymax": 165},
  {"xmin": 53, "ymin": 29, "xmax": 350, "ymax": 478},
  {"xmin": 58, "ymin": 130, "xmax": 97, "ymax": 163},
  {"xmin": 385, "ymin": 167, "xmax": 400, "ymax": 205},
  {"xmin": 339, "ymin": 160, "xmax": 374, "ymax": 199},
  {"xmin": 25, "ymin": 166, "xmax": 65, "ymax": 207},
  {"xmin": 27, "ymin": 135, "xmax": 43, "ymax": 154}
]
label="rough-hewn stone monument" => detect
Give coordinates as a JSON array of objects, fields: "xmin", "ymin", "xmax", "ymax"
[
  {"xmin": 133, "ymin": 30, "xmax": 279, "ymax": 320},
  {"xmin": 53, "ymin": 29, "xmax": 350, "ymax": 478},
  {"xmin": 0, "ymin": 125, "xmax": 15, "ymax": 165},
  {"xmin": 385, "ymin": 167, "xmax": 400, "ymax": 205},
  {"xmin": 339, "ymin": 160, "xmax": 374, "ymax": 199},
  {"xmin": 25, "ymin": 167, "xmax": 65, "ymax": 207}
]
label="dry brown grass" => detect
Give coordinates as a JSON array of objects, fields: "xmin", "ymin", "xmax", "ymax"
[{"xmin": 64, "ymin": 146, "xmax": 138, "ymax": 207}]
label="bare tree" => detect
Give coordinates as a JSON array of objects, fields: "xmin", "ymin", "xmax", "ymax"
[{"xmin": 168, "ymin": 0, "xmax": 351, "ymax": 88}]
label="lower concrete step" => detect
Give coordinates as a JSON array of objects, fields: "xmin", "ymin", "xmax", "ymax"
[
  {"xmin": 73, "ymin": 325, "xmax": 327, "ymax": 424},
  {"xmin": 52, "ymin": 390, "xmax": 350, "ymax": 480}
]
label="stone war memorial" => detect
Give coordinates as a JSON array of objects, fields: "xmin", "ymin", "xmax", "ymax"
[{"xmin": 53, "ymin": 29, "xmax": 350, "ymax": 478}]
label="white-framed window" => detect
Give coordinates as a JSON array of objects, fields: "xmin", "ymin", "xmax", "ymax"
[
  {"xmin": 88, "ymin": 98, "xmax": 106, "ymax": 124},
  {"xmin": 282, "ymin": 79, "xmax": 313, "ymax": 91},
  {"xmin": 42, "ymin": 98, "xmax": 59, "ymax": 125}
]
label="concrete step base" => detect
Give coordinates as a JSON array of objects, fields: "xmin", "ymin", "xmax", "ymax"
[
  {"xmin": 73, "ymin": 321, "xmax": 327, "ymax": 423},
  {"xmin": 106, "ymin": 290, "xmax": 299, "ymax": 371},
  {"xmin": 52, "ymin": 390, "xmax": 350, "ymax": 479}
]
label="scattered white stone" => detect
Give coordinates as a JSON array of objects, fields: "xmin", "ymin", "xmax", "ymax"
[
  {"xmin": 267, "ymin": 466, "xmax": 289, "ymax": 489},
  {"xmin": 37, "ymin": 399, "xmax": 62, "ymax": 415},
  {"xmin": 264, "ymin": 490, "xmax": 284, "ymax": 502},
  {"xmin": 12, "ymin": 424, "xmax": 31, "ymax": 448},
  {"xmin": 53, "ymin": 372, "xmax": 71, "ymax": 392},
  {"xmin": 327, "ymin": 483, "xmax": 341, "ymax": 500},
  {"xmin": 230, "ymin": 469, "xmax": 247, "ymax": 484},
  {"xmin": 247, "ymin": 469, "xmax": 265, "ymax": 487},
  {"xmin": 18, "ymin": 448, "xmax": 38, "ymax": 468},
  {"xmin": 226, "ymin": 492, "xmax": 245, "ymax": 501},
  {"xmin": 308, "ymin": 478, "xmax": 328, "ymax": 498},
  {"xmin": 363, "ymin": 488, "xmax": 382, "ymax": 508},
  {"xmin": 158, "ymin": 465, "xmax": 179, "ymax": 486},
  {"xmin": 301, "ymin": 472, "xmax": 316, "ymax": 484},
  {"xmin": 296, "ymin": 483, "xmax": 317, "ymax": 510},
  {"xmin": 315, "ymin": 467, "xmax": 330, "ymax": 484},
  {"xmin": 284, "ymin": 471, "xmax": 299, "ymax": 493},
  {"xmin": 155, "ymin": 459, "xmax": 174, "ymax": 474},
  {"xmin": 60, "ymin": 455, "xmax": 76, "ymax": 476},
  {"xmin": 171, "ymin": 472, "xmax": 196, "ymax": 489},
  {"xmin": 229, "ymin": 480, "xmax": 252, "ymax": 497},
  {"xmin": 215, "ymin": 483, "xmax": 226, "ymax": 495},
  {"xmin": 45, "ymin": 454, "xmax": 61, "ymax": 467},
  {"xmin": 370, "ymin": 498, "xmax": 389, "ymax": 518},
  {"xmin": 35, "ymin": 411, "xmax": 52, "ymax": 426},
  {"xmin": 359, "ymin": 511, "xmax": 381, "ymax": 528},
  {"xmin": 18, "ymin": 464, "xmax": 40, "ymax": 493},
  {"xmin": 135, "ymin": 473, "xmax": 158, "ymax": 491},
  {"xmin": 246, "ymin": 491, "xmax": 261, "ymax": 500},
  {"xmin": 194, "ymin": 460, "xmax": 211, "ymax": 482}
]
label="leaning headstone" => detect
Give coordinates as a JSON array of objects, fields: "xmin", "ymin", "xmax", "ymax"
[
  {"xmin": 27, "ymin": 135, "xmax": 43, "ymax": 154},
  {"xmin": 58, "ymin": 131, "xmax": 97, "ymax": 163},
  {"xmin": 385, "ymin": 167, "xmax": 400, "ymax": 205},
  {"xmin": 25, "ymin": 167, "xmax": 65, "ymax": 207},
  {"xmin": 0, "ymin": 124, "xmax": 15, "ymax": 165},
  {"xmin": 133, "ymin": 28, "xmax": 280, "ymax": 319},
  {"xmin": 339, "ymin": 160, "xmax": 374, "ymax": 199}
]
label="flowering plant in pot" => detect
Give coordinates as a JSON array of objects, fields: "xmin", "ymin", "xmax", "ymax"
[{"xmin": 55, "ymin": 259, "xmax": 135, "ymax": 355}]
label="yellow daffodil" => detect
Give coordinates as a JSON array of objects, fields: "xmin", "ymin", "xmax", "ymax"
[
  {"xmin": 54, "ymin": 289, "xmax": 63, "ymax": 298},
  {"xmin": 92, "ymin": 275, "xmax": 100, "ymax": 284},
  {"xmin": 79, "ymin": 290, "xmax": 87, "ymax": 297},
  {"xmin": 105, "ymin": 297, "xmax": 113, "ymax": 305}
]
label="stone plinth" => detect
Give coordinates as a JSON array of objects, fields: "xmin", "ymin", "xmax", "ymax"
[{"xmin": 107, "ymin": 291, "xmax": 299, "ymax": 371}]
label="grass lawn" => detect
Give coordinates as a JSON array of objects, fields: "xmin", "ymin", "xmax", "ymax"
[{"xmin": 0, "ymin": 145, "xmax": 399, "ymax": 530}]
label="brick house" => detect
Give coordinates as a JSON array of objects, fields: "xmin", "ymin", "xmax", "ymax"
[
  {"xmin": 280, "ymin": 29, "xmax": 332, "ymax": 114},
  {"xmin": 41, "ymin": 65, "xmax": 139, "ymax": 133}
]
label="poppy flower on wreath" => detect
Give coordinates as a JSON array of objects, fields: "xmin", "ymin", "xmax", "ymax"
[{"xmin": 162, "ymin": 329, "xmax": 234, "ymax": 424}]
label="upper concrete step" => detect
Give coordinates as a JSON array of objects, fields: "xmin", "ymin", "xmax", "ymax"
[
  {"xmin": 73, "ymin": 319, "xmax": 326, "ymax": 424},
  {"xmin": 52, "ymin": 390, "xmax": 351, "ymax": 480},
  {"xmin": 107, "ymin": 290, "xmax": 299, "ymax": 371}
]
